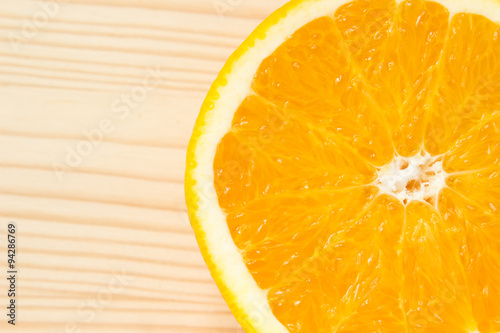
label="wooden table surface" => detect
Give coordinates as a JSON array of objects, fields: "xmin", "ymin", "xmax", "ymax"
[{"xmin": 0, "ymin": 0, "xmax": 288, "ymax": 331}]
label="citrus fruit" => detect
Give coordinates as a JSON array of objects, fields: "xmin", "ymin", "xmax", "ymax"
[{"xmin": 185, "ymin": 0, "xmax": 500, "ymax": 332}]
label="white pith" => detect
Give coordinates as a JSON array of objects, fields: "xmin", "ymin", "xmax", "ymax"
[
  {"xmin": 189, "ymin": 0, "xmax": 500, "ymax": 332},
  {"xmin": 376, "ymin": 151, "xmax": 447, "ymax": 205}
]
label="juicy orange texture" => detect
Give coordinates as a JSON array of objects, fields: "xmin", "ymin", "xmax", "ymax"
[{"xmin": 213, "ymin": 0, "xmax": 500, "ymax": 332}]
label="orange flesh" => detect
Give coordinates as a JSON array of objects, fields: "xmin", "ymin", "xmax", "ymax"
[{"xmin": 213, "ymin": 0, "xmax": 500, "ymax": 332}]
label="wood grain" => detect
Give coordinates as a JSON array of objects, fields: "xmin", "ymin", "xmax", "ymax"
[{"xmin": 0, "ymin": 0, "xmax": 288, "ymax": 331}]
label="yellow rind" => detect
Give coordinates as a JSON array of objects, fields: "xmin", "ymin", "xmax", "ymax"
[{"xmin": 185, "ymin": 2, "xmax": 304, "ymax": 331}]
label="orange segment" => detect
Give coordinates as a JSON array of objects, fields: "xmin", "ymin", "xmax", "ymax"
[
  {"xmin": 267, "ymin": 195, "xmax": 405, "ymax": 333},
  {"xmin": 335, "ymin": 0, "xmax": 450, "ymax": 156},
  {"xmin": 391, "ymin": 0, "xmax": 450, "ymax": 156},
  {"xmin": 227, "ymin": 186, "xmax": 379, "ymax": 289},
  {"xmin": 253, "ymin": 16, "xmax": 394, "ymax": 165},
  {"xmin": 446, "ymin": 170, "xmax": 500, "ymax": 215},
  {"xmin": 425, "ymin": 13, "xmax": 500, "ymax": 155},
  {"xmin": 444, "ymin": 116, "xmax": 500, "ymax": 173},
  {"xmin": 334, "ymin": 0, "xmax": 397, "ymax": 85},
  {"xmin": 214, "ymin": 94, "xmax": 378, "ymax": 211},
  {"xmin": 253, "ymin": 17, "xmax": 350, "ymax": 111},
  {"xmin": 439, "ymin": 189, "xmax": 500, "ymax": 331},
  {"xmin": 403, "ymin": 201, "xmax": 475, "ymax": 332}
]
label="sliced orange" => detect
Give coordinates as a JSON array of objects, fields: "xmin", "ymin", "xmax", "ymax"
[{"xmin": 185, "ymin": 0, "xmax": 500, "ymax": 332}]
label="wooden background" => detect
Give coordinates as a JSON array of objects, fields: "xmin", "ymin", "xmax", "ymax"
[{"xmin": 0, "ymin": 0, "xmax": 287, "ymax": 331}]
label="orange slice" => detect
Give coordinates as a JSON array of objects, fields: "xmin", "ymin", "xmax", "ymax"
[{"xmin": 185, "ymin": 0, "xmax": 500, "ymax": 332}]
